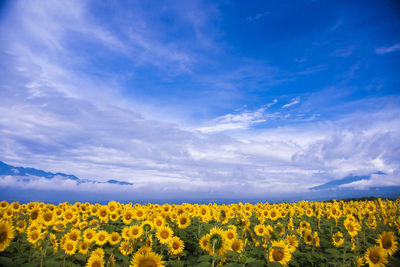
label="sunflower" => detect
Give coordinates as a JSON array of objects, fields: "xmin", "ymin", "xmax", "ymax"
[
  {"xmin": 225, "ymin": 228, "xmax": 237, "ymax": 241},
  {"xmin": 176, "ymin": 214, "xmax": 191, "ymax": 229},
  {"xmin": 153, "ymin": 216, "xmax": 165, "ymax": 229},
  {"xmin": 156, "ymin": 226, "xmax": 173, "ymax": 244},
  {"xmin": 67, "ymin": 228, "xmax": 82, "ymax": 243},
  {"xmin": 39, "ymin": 210, "xmax": 56, "ymax": 226},
  {"xmin": 27, "ymin": 229, "xmax": 41, "ymax": 245},
  {"xmin": 286, "ymin": 234, "xmax": 298, "ymax": 252},
  {"xmin": 0, "ymin": 201, "xmax": 8, "ymax": 210},
  {"xmin": 63, "ymin": 239, "xmax": 77, "ymax": 255},
  {"xmin": 119, "ymin": 240, "xmax": 132, "ymax": 256},
  {"xmin": 332, "ymin": 232, "xmax": 344, "ymax": 247},
  {"xmin": 97, "ymin": 206, "xmax": 109, "ymax": 223},
  {"xmin": 130, "ymin": 250, "xmax": 165, "ymax": 267},
  {"xmin": 199, "ymin": 234, "xmax": 211, "ymax": 253},
  {"xmin": 344, "ymin": 218, "xmax": 361, "ymax": 237},
  {"xmin": 0, "ymin": 220, "xmax": 14, "ymax": 252},
  {"xmin": 254, "ymin": 224, "xmax": 266, "ymax": 236},
  {"xmin": 78, "ymin": 241, "xmax": 90, "ymax": 254},
  {"xmin": 269, "ymin": 208, "xmax": 279, "ymax": 221},
  {"xmin": 130, "ymin": 225, "xmax": 143, "ymax": 240},
  {"xmin": 95, "ymin": 230, "xmax": 109, "ymax": 246},
  {"xmin": 303, "ymin": 230, "xmax": 313, "ymax": 245},
  {"xmin": 109, "ymin": 212, "xmax": 120, "ymax": 222},
  {"xmin": 230, "ymin": 238, "xmax": 243, "ymax": 253},
  {"xmin": 364, "ymin": 246, "xmax": 388, "ymax": 267},
  {"xmin": 123, "ymin": 209, "xmax": 134, "ymax": 224},
  {"xmin": 86, "ymin": 252, "xmax": 104, "ymax": 267},
  {"xmin": 169, "ymin": 236, "xmax": 184, "ymax": 255},
  {"xmin": 108, "ymin": 232, "xmax": 121, "ymax": 245},
  {"xmin": 376, "ymin": 231, "xmax": 398, "ymax": 256},
  {"xmin": 63, "ymin": 209, "xmax": 76, "ymax": 223},
  {"xmin": 83, "ymin": 228, "xmax": 96, "ymax": 243},
  {"xmin": 269, "ymin": 240, "xmax": 292, "ymax": 266}
]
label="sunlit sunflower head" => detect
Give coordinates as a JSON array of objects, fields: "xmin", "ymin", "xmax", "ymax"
[
  {"xmin": 376, "ymin": 231, "xmax": 398, "ymax": 256},
  {"xmin": 176, "ymin": 214, "xmax": 191, "ymax": 229},
  {"xmin": 130, "ymin": 225, "xmax": 143, "ymax": 240},
  {"xmin": 269, "ymin": 208, "xmax": 279, "ymax": 221},
  {"xmin": 109, "ymin": 212, "xmax": 120, "ymax": 222},
  {"xmin": 86, "ymin": 252, "xmax": 104, "ymax": 267},
  {"xmin": 108, "ymin": 232, "xmax": 121, "ymax": 245},
  {"xmin": 67, "ymin": 228, "xmax": 82, "ymax": 243},
  {"xmin": 95, "ymin": 230, "xmax": 109, "ymax": 246},
  {"xmin": 225, "ymin": 228, "xmax": 237, "ymax": 241},
  {"xmin": 39, "ymin": 210, "xmax": 56, "ymax": 226},
  {"xmin": 364, "ymin": 246, "xmax": 388, "ymax": 267},
  {"xmin": 27, "ymin": 229, "xmax": 41, "ymax": 245},
  {"xmin": 286, "ymin": 234, "xmax": 298, "ymax": 252},
  {"xmin": 230, "ymin": 238, "xmax": 243, "ymax": 253},
  {"xmin": 83, "ymin": 228, "xmax": 96, "ymax": 243},
  {"xmin": 122, "ymin": 209, "xmax": 134, "ymax": 224},
  {"xmin": 0, "ymin": 220, "xmax": 15, "ymax": 252},
  {"xmin": 97, "ymin": 206, "xmax": 109, "ymax": 223},
  {"xmin": 254, "ymin": 224, "xmax": 266, "ymax": 237},
  {"xmin": 303, "ymin": 230, "xmax": 313, "ymax": 245},
  {"xmin": 78, "ymin": 241, "xmax": 90, "ymax": 254},
  {"xmin": 269, "ymin": 240, "xmax": 292, "ymax": 266},
  {"xmin": 169, "ymin": 236, "xmax": 184, "ymax": 255},
  {"xmin": 156, "ymin": 226, "xmax": 173, "ymax": 245},
  {"xmin": 199, "ymin": 234, "xmax": 211, "ymax": 253},
  {"xmin": 63, "ymin": 239, "xmax": 77, "ymax": 255},
  {"xmin": 63, "ymin": 209, "xmax": 76, "ymax": 223},
  {"xmin": 332, "ymin": 232, "xmax": 344, "ymax": 247},
  {"xmin": 153, "ymin": 216, "xmax": 165, "ymax": 229},
  {"xmin": 130, "ymin": 250, "xmax": 165, "ymax": 267}
]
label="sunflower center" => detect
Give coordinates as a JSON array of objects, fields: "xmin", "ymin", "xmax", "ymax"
[
  {"xmin": 369, "ymin": 252, "xmax": 380, "ymax": 264},
  {"xmin": 384, "ymin": 240, "xmax": 392, "ymax": 249},
  {"xmin": 180, "ymin": 218, "xmax": 187, "ymax": 224},
  {"xmin": 44, "ymin": 213, "xmax": 52, "ymax": 222},
  {"xmin": 132, "ymin": 229, "xmax": 139, "ymax": 235},
  {"xmin": 232, "ymin": 241, "xmax": 240, "ymax": 251},
  {"xmin": 99, "ymin": 235, "xmax": 105, "ymax": 241},
  {"xmin": 306, "ymin": 235, "xmax": 312, "ymax": 242},
  {"xmin": 0, "ymin": 232, "xmax": 7, "ymax": 242},
  {"xmin": 66, "ymin": 213, "xmax": 72, "ymax": 219},
  {"xmin": 100, "ymin": 211, "xmax": 107, "ymax": 217},
  {"xmin": 272, "ymin": 249, "xmax": 284, "ymax": 261},
  {"xmin": 139, "ymin": 259, "xmax": 156, "ymax": 267},
  {"xmin": 92, "ymin": 260, "xmax": 102, "ymax": 267},
  {"xmin": 227, "ymin": 232, "xmax": 234, "ymax": 239},
  {"xmin": 67, "ymin": 244, "xmax": 73, "ymax": 250},
  {"xmin": 173, "ymin": 242, "xmax": 180, "ymax": 249},
  {"xmin": 126, "ymin": 214, "xmax": 132, "ymax": 220},
  {"xmin": 161, "ymin": 231, "xmax": 169, "ymax": 239},
  {"xmin": 32, "ymin": 233, "xmax": 39, "ymax": 240}
]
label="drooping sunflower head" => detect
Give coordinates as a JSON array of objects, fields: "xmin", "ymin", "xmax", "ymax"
[{"xmin": 377, "ymin": 231, "xmax": 398, "ymax": 256}]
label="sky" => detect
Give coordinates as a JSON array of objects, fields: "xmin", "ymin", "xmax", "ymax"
[{"xmin": 0, "ymin": 0, "xmax": 400, "ymax": 202}]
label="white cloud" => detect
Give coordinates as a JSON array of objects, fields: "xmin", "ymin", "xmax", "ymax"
[
  {"xmin": 282, "ymin": 97, "xmax": 300, "ymax": 108},
  {"xmin": 246, "ymin": 11, "xmax": 269, "ymax": 22},
  {"xmin": 375, "ymin": 43, "xmax": 400, "ymax": 55}
]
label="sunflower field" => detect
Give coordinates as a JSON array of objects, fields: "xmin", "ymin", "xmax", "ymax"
[{"xmin": 0, "ymin": 198, "xmax": 400, "ymax": 267}]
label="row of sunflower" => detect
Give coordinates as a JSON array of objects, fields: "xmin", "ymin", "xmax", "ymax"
[{"xmin": 0, "ymin": 199, "xmax": 399, "ymax": 266}]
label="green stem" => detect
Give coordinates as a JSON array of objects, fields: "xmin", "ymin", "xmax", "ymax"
[{"xmin": 211, "ymin": 239, "xmax": 217, "ymax": 267}]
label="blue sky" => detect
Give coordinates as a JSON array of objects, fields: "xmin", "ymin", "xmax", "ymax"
[{"xmin": 0, "ymin": 0, "xmax": 400, "ymax": 201}]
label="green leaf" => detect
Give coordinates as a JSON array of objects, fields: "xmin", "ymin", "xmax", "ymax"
[
  {"xmin": 197, "ymin": 255, "xmax": 212, "ymax": 262},
  {"xmin": 197, "ymin": 262, "xmax": 212, "ymax": 267},
  {"xmin": 0, "ymin": 257, "xmax": 13, "ymax": 266},
  {"xmin": 248, "ymin": 259, "xmax": 266, "ymax": 267}
]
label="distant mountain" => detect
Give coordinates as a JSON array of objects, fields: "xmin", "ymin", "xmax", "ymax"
[
  {"xmin": 0, "ymin": 161, "xmax": 133, "ymax": 186},
  {"xmin": 310, "ymin": 171, "xmax": 386, "ymax": 190}
]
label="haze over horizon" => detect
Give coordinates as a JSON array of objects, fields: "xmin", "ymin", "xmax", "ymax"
[{"xmin": 1, "ymin": 0, "xmax": 400, "ymax": 202}]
